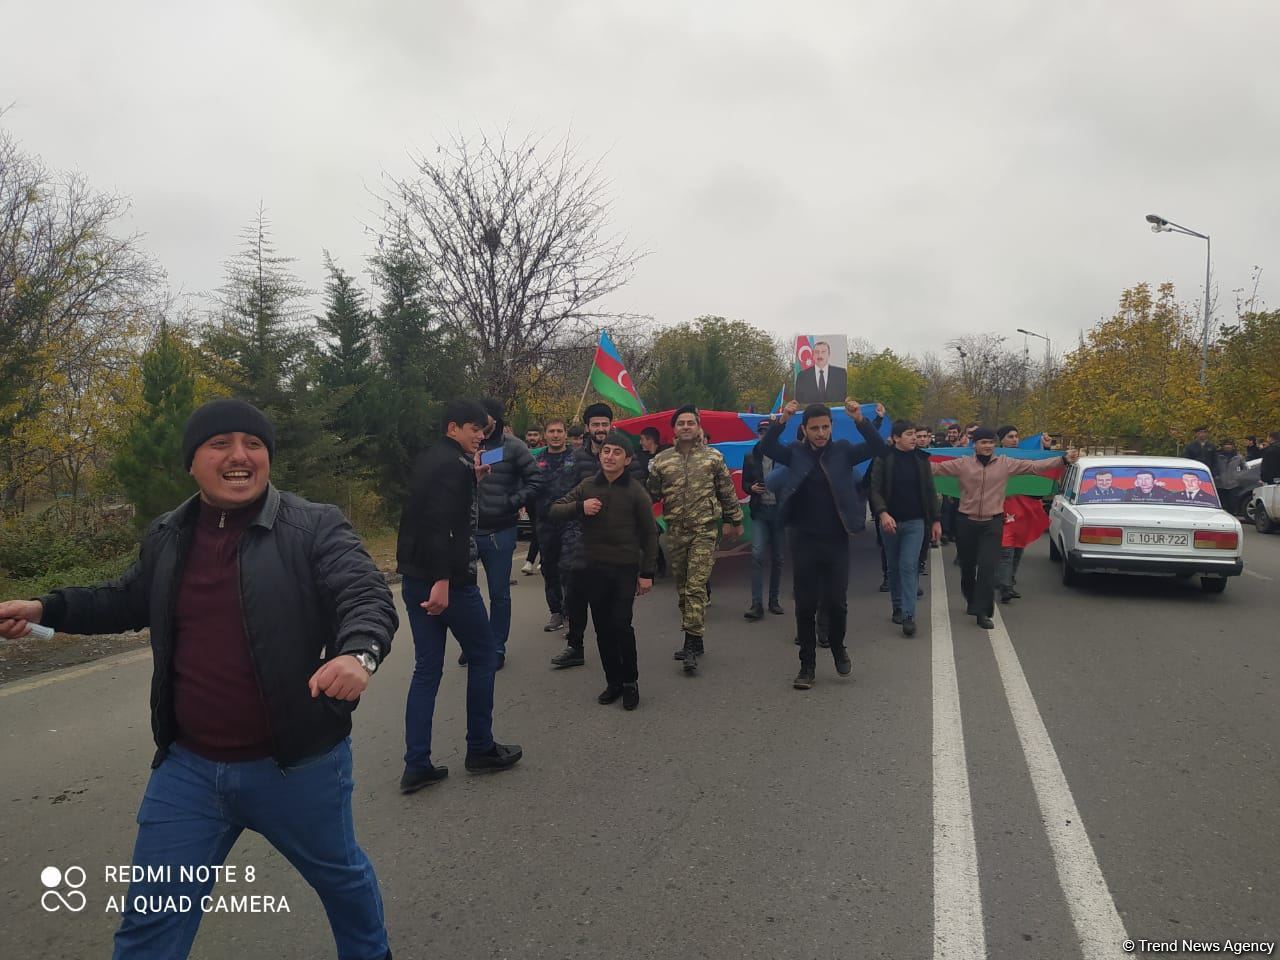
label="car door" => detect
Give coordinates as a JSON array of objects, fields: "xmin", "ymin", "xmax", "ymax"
[{"xmin": 1049, "ymin": 463, "xmax": 1075, "ymax": 545}]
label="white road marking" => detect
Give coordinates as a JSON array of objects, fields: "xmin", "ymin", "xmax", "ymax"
[
  {"xmin": 1242, "ymin": 568, "xmax": 1272, "ymax": 581},
  {"xmin": 988, "ymin": 609, "xmax": 1129, "ymax": 959},
  {"xmin": 0, "ymin": 648, "xmax": 150, "ymax": 699},
  {"xmin": 931, "ymin": 549, "xmax": 987, "ymax": 959}
]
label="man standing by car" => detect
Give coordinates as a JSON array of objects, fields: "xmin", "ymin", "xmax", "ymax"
[
  {"xmin": 648, "ymin": 405, "xmax": 744, "ymax": 673},
  {"xmin": 1183, "ymin": 426, "xmax": 1218, "ymax": 478},
  {"xmin": 0, "ymin": 398, "xmax": 397, "ymax": 960},
  {"xmin": 742, "ymin": 417, "xmax": 785, "ymax": 622},
  {"xmin": 930, "ymin": 427, "xmax": 1076, "ymax": 629},
  {"xmin": 468, "ymin": 398, "xmax": 542, "ymax": 669},
  {"xmin": 399, "ymin": 399, "xmax": 524, "ymax": 795},
  {"xmin": 1215, "ymin": 441, "xmax": 1246, "ymax": 514},
  {"xmin": 1261, "ymin": 431, "xmax": 1280, "ymax": 484},
  {"xmin": 762, "ymin": 399, "xmax": 887, "ymax": 689}
]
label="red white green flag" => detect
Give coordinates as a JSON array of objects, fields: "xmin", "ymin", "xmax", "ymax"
[{"xmin": 589, "ymin": 330, "xmax": 645, "ymax": 417}]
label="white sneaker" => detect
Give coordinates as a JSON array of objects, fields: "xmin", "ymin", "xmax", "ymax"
[{"xmin": 521, "ymin": 561, "xmax": 534, "ymax": 575}]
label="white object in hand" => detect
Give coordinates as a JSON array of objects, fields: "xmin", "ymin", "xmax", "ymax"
[{"xmin": 24, "ymin": 623, "xmax": 55, "ymax": 641}]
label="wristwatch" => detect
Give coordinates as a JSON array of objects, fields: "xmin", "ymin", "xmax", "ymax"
[{"xmin": 350, "ymin": 652, "xmax": 378, "ymax": 675}]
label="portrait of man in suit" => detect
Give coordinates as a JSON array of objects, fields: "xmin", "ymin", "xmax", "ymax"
[
  {"xmin": 1176, "ymin": 471, "xmax": 1218, "ymax": 506},
  {"xmin": 794, "ymin": 338, "xmax": 848, "ymax": 403}
]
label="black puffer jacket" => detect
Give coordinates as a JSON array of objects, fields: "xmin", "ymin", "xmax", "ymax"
[
  {"xmin": 39, "ymin": 487, "xmax": 396, "ymax": 768},
  {"xmin": 477, "ymin": 431, "xmax": 543, "ymax": 533}
]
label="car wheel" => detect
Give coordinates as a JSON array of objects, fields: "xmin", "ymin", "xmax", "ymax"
[
  {"xmin": 1059, "ymin": 543, "xmax": 1078, "ymax": 586},
  {"xmin": 1200, "ymin": 576, "xmax": 1228, "ymax": 594},
  {"xmin": 1255, "ymin": 504, "xmax": 1278, "ymax": 534},
  {"xmin": 1243, "ymin": 498, "xmax": 1257, "ymax": 522},
  {"xmin": 1048, "ymin": 537, "xmax": 1062, "ymax": 562}
]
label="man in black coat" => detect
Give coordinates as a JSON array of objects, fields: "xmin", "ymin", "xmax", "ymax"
[
  {"xmin": 466, "ymin": 398, "xmax": 542, "ymax": 668},
  {"xmin": 1183, "ymin": 426, "xmax": 1218, "ymax": 477},
  {"xmin": 398, "ymin": 398, "xmax": 523, "ymax": 796},
  {"xmin": 1, "ymin": 399, "xmax": 397, "ymax": 960}
]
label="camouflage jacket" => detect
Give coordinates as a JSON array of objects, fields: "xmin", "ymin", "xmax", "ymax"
[{"xmin": 647, "ymin": 439, "xmax": 744, "ymax": 530}]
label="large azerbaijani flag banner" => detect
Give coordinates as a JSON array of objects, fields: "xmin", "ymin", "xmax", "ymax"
[{"xmin": 589, "ymin": 330, "xmax": 645, "ymax": 417}]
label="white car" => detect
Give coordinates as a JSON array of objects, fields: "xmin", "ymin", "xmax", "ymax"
[
  {"xmin": 1048, "ymin": 456, "xmax": 1244, "ymax": 593},
  {"xmin": 1250, "ymin": 481, "xmax": 1280, "ymax": 534}
]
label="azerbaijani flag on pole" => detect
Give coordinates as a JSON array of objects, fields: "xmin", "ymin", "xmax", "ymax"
[
  {"xmin": 589, "ymin": 330, "xmax": 645, "ymax": 417},
  {"xmin": 771, "ymin": 385, "xmax": 786, "ymax": 413}
]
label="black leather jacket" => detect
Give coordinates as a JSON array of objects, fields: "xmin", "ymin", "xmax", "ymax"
[{"xmin": 40, "ymin": 486, "xmax": 396, "ymax": 767}]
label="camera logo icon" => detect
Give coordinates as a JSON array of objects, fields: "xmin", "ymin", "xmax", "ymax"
[{"xmin": 41, "ymin": 866, "xmax": 87, "ymax": 913}]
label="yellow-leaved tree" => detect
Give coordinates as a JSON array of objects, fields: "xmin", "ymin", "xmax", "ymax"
[{"xmin": 1055, "ymin": 283, "xmax": 1211, "ymax": 452}]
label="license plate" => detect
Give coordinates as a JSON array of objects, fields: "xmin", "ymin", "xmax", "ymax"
[{"xmin": 1125, "ymin": 531, "xmax": 1188, "ymax": 546}]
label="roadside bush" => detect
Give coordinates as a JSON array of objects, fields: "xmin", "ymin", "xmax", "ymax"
[{"xmin": 0, "ymin": 501, "xmax": 138, "ymax": 581}]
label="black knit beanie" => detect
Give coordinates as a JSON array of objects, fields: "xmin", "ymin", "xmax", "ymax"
[
  {"xmin": 971, "ymin": 426, "xmax": 997, "ymax": 443},
  {"xmin": 183, "ymin": 399, "xmax": 276, "ymax": 469}
]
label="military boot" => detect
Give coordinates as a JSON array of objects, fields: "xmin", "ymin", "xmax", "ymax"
[{"xmin": 681, "ymin": 633, "xmax": 700, "ymax": 674}]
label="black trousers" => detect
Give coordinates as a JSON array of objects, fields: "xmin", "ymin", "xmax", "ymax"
[
  {"xmin": 583, "ymin": 564, "xmax": 639, "ymax": 685},
  {"xmin": 536, "ymin": 522, "xmax": 564, "ymax": 615},
  {"xmin": 564, "ymin": 566, "xmax": 589, "ymax": 650},
  {"xmin": 955, "ymin": 515, "xmax": 1004, "ymax": 618},
  {"xmin": 525, "ymin": 504, "xmax": 540, "ymax": 563},
  {"xmin": 790, "ymin": 532, "xmax": 850, "ymax": 668},
  {"xmin": 941, "ymin": 497, "xmax": 959, "ymax": 539}
]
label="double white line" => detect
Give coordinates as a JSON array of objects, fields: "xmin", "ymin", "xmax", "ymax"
[{"xmin": 930, "ymin": 549, "xmax": 1129, "ymax": 959}]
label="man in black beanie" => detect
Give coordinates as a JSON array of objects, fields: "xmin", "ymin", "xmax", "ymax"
[{"xmin": 0, "ymin": 398, "xmax": 398, "ymax": 959}]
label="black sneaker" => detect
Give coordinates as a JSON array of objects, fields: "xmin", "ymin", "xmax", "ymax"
[
  {"xmin": 543, "ymin": 613, "xmax": 565, "ymax": 632},
  {"xmin": 622, "ymin": 683, "xmax": 639, "ymax": 711},
  {"xmin": 465, "ymin": 742, "xmax": 523, "ymax": 772},
  {"xmin": 919, "ymin": 563, "xmax": 929, "ymax": 576},
  {"xmin": 817, "ymin": 635, "xmax": 830, "ymax": 649},
  {"xmin": 891, "ymin": 608, "xmax": 903, "ymax": 625},
  {"xmin": 1000, "ymin": 590, "xmax": 1014, "ymax": 604},
  {"xmin": 976, "ymin": 615, "xmax": 994, "ymax": 629},
  {"xmin": 744, "ymin": 603, "xmax": 764, "ymax": 621},
  {"xmin": 793, "ymin": 668, "xmax": 815, "ymax": 690},
  {"xmin": 768, "ymin": 600, "xmax": 784, "ymax": 615},
  {"xmin": 597, "ymin": 684, "xmax": 624, "ymax": 705},
  {"xmin": 497, "ymin": 654, "xmax": 505, "ymax": 671},
  {"xmin": 878, "ymin": 578, "xmax": 890, "ymax": 592},
  {"xmin": 1007, "ymin": 588, "xmax": 1021, "ymax": 600},
  {"xmin": 550, "ymin": 646, "xmax": 585, "ymax": 668},
  {"xmin": 833, "ymin": 649, "xmax": 852, "ymax": 677},
  {"xmin": 399, "ymin": 763, "xmax": 448, "ymax": 794},
  {"xmin": 458, "ymin": 651, "xmax": 467, "ymax": 666},
  {"xmin": 902, "ymin": 617, "xmax": 917, "ymax": 637}
]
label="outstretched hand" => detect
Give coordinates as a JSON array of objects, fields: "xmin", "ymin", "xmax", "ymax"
[
  {"xmin": 845, "ymin": 398, "xmax": 864, "ymax": 422},
  {"xmin": 0, "ymin": 599, "xmax": 43, "ymax": 640},
  {"xmin": 780, "ymin": 400, "xmax": 800, "ymax": 421}
]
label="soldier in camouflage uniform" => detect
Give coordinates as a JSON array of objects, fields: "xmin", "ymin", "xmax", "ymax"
[{"xmin": 647, "ymin": 405, "xmax": 744, "ymax": 673}]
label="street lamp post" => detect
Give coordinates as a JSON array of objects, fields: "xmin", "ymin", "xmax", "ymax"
[
  {"xmin": 1016, "ymin": 328, "xmax": 1052, "ymax": 426},
  {"xmin": 1145, "ymin": 213, "xmax": 1211, "ymax": 386}
]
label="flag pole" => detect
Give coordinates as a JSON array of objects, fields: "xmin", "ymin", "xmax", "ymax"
[{"xmin": 573, "ymin": 328, "xmax": 602, "ymax": 422}]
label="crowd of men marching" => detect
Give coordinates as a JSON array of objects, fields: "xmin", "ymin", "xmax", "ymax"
[{"xmin": 33, "ymin": 392, "xmax": 1258, "ymax": 960}]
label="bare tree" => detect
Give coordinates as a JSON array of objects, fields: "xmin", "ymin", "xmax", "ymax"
[{"xmin": 385, "ymin": 131, "xmax": 645, "ymax": 405}]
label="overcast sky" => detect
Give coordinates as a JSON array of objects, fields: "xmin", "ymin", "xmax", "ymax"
[{"xmin": 3, "ymin": 0, "xmax": 1277, "ymax": 362}]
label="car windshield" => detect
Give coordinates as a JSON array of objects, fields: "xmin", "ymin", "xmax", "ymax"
[{"xmin": 1079, "ymin": 465, "xmax": 1220, "ymax": 507}]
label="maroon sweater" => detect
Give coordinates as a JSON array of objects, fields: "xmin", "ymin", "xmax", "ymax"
[{"xmin": 172, "ymin": 497, "xmax": 274, "ymax": 761}]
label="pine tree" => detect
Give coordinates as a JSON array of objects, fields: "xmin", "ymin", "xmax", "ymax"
[
  {"xmin": 315, "ymin": 254, "xmax": 375, "ymax": 456},
  {"xmin": 368, "ymin": 233, "xmax": 474, "ymax": 509},
  {"xmin": 111, "ymin": 322, "xmax": 197, "ymax": 526}
]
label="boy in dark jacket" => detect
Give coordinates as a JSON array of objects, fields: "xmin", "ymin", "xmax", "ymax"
[
  {"xmin": 398, "ymin": 399, "xmax": 523, "ymax": 795},
  {"xmin": 869, "ymin": 420, "xmax": 941, "ymax": 636},
  {"xmin": 550, "ymin": 432, "xmax": 658, "ymax": 711}
]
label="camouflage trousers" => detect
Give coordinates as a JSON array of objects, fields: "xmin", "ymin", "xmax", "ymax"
[{"xmin": 666, "ymin": 524, "xmax": 720, "ymax": 638}]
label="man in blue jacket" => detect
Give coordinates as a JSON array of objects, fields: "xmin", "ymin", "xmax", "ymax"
[{"xmin": 762, "ymin": 398, "xmax": 887, "ymax": 690}]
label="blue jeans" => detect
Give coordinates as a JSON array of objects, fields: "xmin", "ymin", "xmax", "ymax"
[
  {"xmin": 883, "ymin": 517, "xmax": 925, "ymax": 619},
  {"xmin": 750, "ymin": 505, "xmax": 784, "ymax": 605},
  {"xmin": 475, "ymin": 526, "xmax": 518, "ymax": 656},
  {"xmin": 402, "ymin": 578, "xmax": 496, "ymax": 768},
  {"xmin": 113, "ymin": 740, "xmax": 387, "ymax": 960}
]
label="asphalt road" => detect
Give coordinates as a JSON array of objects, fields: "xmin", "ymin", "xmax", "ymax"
[{"xmin": 2, "ymin": 527, "xmax": 1277, "ymax": 959}]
